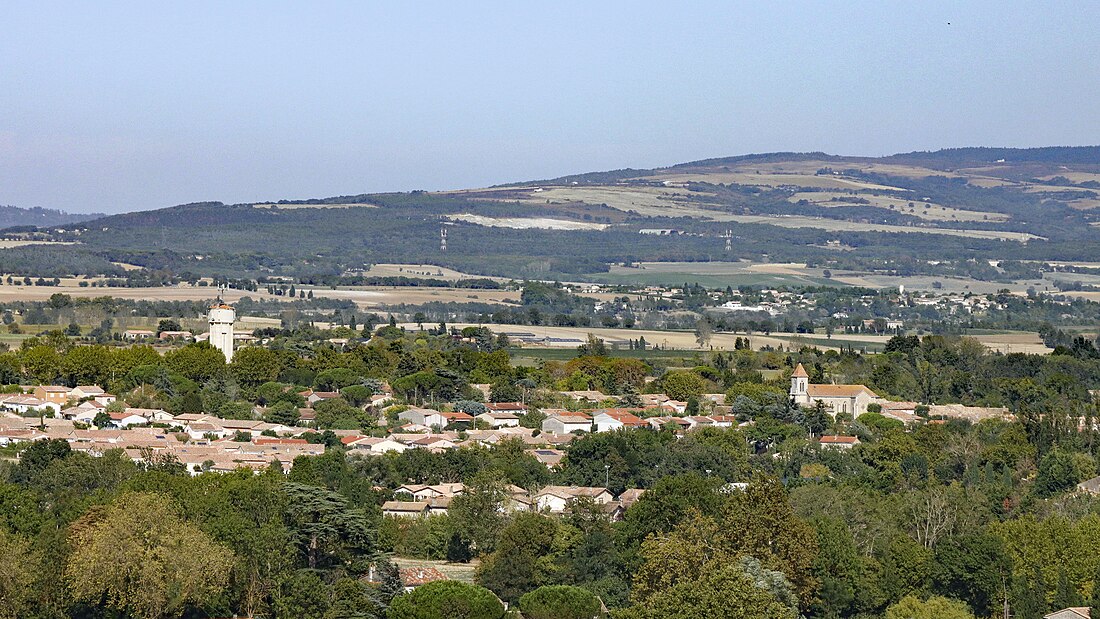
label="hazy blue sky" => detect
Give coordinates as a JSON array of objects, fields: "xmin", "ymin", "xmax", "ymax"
[{"xmin": 3, "ymin": 2, "xmax": 1099, "ymax": 213}]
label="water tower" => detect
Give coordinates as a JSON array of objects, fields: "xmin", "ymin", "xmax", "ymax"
[{"xmin": 208, "ymin": 303, "xmax": 235, "ymax": 362}]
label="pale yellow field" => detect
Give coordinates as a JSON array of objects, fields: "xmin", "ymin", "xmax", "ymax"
[
  {"xmin": 306, "ymin": 287, "xmax": 520, "ymax": 308},
  {"xmin": 426, "ymin": 322, "xmax": 1047, "ymax": 355},
  {"xmin": 647, "ymin": 171, "xmax": 906, "ymax": 192},
  {"xmin": 788, "ymin": 191, "xmax": 1008, "ymax": 222},
  {"xmin": 509, "ymin": 185, "xmax": 1037, "ymax": 242},
  {"xmin": 1037, "ymin": 172, "xmax": 1100, "ymax": 184},
  {"xmin": 0, "ymin": 240, "xmax": 77, "ymax": 248}
]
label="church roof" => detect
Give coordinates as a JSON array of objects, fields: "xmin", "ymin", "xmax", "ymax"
[
  {"xmin": 807, "ymin": 384, "xmax": 877, "ymax": 398},
  {"xmin": 791, "ymin": 363, "xmax": 809, "ymax": 378}
]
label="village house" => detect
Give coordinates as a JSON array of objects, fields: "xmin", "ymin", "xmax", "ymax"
[
  {"xmin": 397, "ymin": 408, "xmax": 446, "ymax": 428},
  {"xmin": 1, "ymin": 394, "xmax": 61, "ymax": 416},
  {"xmin": 69, "ymin": 385, "xmax": 106, "ymax": 400},
  {"xmin": 527, "ymin": 448, "xmax": 566, "ymax": 468},
  {"xmin": 398, "ymin": 567, "xmax": 449, "ymax": 592},
  {"xmin": 534, "ymin": 486, "xmax": 616, "ymax": 514},
  {"xmin": 592, "ymin": 409, "xmax": 647, "ymax": 433},
  {"xmin": 382, "ymin": 501, "xmax": 429, "ymax": 518},
  {"xmin": 343, "ymin": 436, "xmax": 409, "ymax": 454},
  {"xmin": 476, "ymin": 411, "xmax": 520, "ymax": 428},
  {"xmin": 484, "ymin": 402, "xmax": 528, "ymax": 415},
  {"xmin": 33, "ymin": 385, "xmax": 72, "ymax": 407},
  {"xmin": 439, "ymin": 410, "xmax": 474, "ymax": 427},
  {"xmin": 1044, "ymin": 609, "xmax": 1091, "ymax": 619},
  {"xmin": 397, "ymin": 483, "xmax": 466, "ymax": 501},
  {"xmin": 819, "ymin": 435, "xmax": 861, "ymax": 450},
  {"xmin": 105, "ymin": 411, "xmax": 150, "ymax": 429},
  {"xmin": 122, "ymin": 329, "xmax": 155, "ymax": 340},
  {"xmin": 542, "ymin": 413, "xmax": 592, "ymax": 434}
]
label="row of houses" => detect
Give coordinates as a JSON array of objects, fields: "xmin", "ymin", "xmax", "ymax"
[{"xmin": 381, "ymin": 481, "xmax": 646, "ymax": 520}]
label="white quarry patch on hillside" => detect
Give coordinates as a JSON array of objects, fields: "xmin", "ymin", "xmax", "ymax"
[{"xmin": 447, "ymin": 214, "xmax": 608, "ymax": 230}]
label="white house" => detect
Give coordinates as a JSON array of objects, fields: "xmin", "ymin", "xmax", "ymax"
[
  {"xmin": 476, "ymin": 411, "xmax": 520, "ymax": 428},
  {"xmin": 0, "ymin": 395, "xmax": 61, "ymax": 416},
  {"xmin": 542, "ymin": 414, "xmax": 592, "ymax": 434},
  {"xmin": 533, "ymin": 486, "xmax": 615, "ymax": 513},
  {"xmin": 106, "ymin": 411, "xmax": 150, "ymax": 429},
  {"xmin": 185, "ymin": 421, "xmax": 228, "ymax": 440},
  {"xmin": 592, "ymin": 410, "xmax": 646, "ymax": 433},
  {"xmin": 398, "ymin": 408, "xmax": 446, "ymax": 428},
  {"xmin": 345, "ymin": 437, "xmax": 408, "ymax": 454}
]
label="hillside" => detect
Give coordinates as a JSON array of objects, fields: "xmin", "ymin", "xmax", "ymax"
[
  {"xmin": 0, "ymin": 205, "xmax": 105, "ymax": 229},
  {"xmin": 6, "ymin": 147, "xmax": 1100, "ymax": 284}
]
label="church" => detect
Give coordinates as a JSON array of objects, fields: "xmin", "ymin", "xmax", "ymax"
[{"xmin": 789, "ymin": 363, "xmax": 879, "ymax": 417}]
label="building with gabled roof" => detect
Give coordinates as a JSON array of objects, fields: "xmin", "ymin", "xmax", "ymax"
[
  {"xmin": 819, "ymin": 435, "xmax": 861, "ymax": 449},
  {"xmin": 790, "ymin": 363, "xmax": 878, "ymax": 417}
]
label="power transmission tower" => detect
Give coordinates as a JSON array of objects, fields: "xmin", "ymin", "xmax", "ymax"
[
  {"xmin": 440, "ymin": 228, "xmax": 447, "ymax": 252},
  {"xmin": 722, "ymin": 229, "xmax": 733, "ymax": 252}
]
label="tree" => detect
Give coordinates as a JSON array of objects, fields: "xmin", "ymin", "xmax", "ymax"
[
  {"xmin": 164, "ymin": 343, "xmax": 226, "ymax": 382},
  {"xmin": 265, "ymin": 400, "xmax": 301, "ymax": 426},
  {"xmin": 476, "ymin": 512, "xmax": 561, "ymax": 603},
  {"xmin": 231, "ymin": 346, "xmax": 282, "ymax": 387},
  {"xmin": 1053, "ymin": 566, "xmax": 1083, "ymax": 610},
  {"xmin": 885, "ymin": 595, "xmax": 974, "ymax": 619},
  {"xmin": 622, "ymin": 561, "xmax": 797, "ymax": 619},
  {"xmin": 577, "ymin": 334, "xmax": 608, "ymax": 357},
  {"xmin": 449, "ymin": 471, "xmax": 509, "ymax": 556},
  {"xmin": 387, "ymin": 580, "xmax": 505, "ymax": 619},
  {"xmin": 519, "ymin": 585, "xmax": 604, "ymax": 619},
  {"xmin": 694, "ymin": 318, "xmax": 713, "ymax": 348},
  {"xmin": 0, "ymin": 529, "xmax": 37, "ymax": 619},
  {"xmin": 661, "ymin": 371, "xmax": 705, "ymax": 402},
  {"xmin": 158, "ymin": 319, "xmax": 181, "ymax": 333},
  {"xmin": 1034, "ymin": 449, "xmax": 1079, "ymax": 497},
  {"xmin": 282, "ymin": 482, "xmax": 376, "ymax": 571},
  {"xmin": 65, "ymin": 492, "xmax": 234, "ymax": 619}
]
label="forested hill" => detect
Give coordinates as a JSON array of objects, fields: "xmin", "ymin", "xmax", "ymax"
[
  {"xmin": 10, "ymin": 146, "xmax": 1100, "ymax": 282},
  {"xmin": 0, "ymin": 205, "xmax": 104, "ymax": 229}
]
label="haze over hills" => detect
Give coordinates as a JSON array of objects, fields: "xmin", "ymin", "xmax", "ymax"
[
  {"xmin": 0, "ymin": 205, "xmax": 105, "ymax": 229},
  {"xmin": 5, "ymin": 146, "xmax": 1100, "ymax": 287}
]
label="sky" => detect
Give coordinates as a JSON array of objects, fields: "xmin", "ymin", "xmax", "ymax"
[{"xmin": 2, "ymin": 2, "xmax": 1099, "ymax": 214}]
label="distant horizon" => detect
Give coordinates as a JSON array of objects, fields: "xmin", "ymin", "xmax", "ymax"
[{"xmin": 10, "ymin": 142, "xmax": 1100, "ymax": 216}]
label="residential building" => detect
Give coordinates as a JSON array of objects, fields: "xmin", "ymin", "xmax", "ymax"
[
  {"xmin": 33, "ymin": 385, "xmax": 72, "ymax": 406},
  {"xmin": 476, "ymin": 411, "xmax": 520, "ymax": 428},
  {"xmin": 592, "ymin": 409, "xmax": 647, "ymax": 433},
  {"xmin": 542, "ymin": 413, "xmax": 592, "ymax": 434},
  {"xmin": 398, "ymin": 408, "xmax": 446, "ymax": 428},
  {"xmin": 819, "ymin": 435, "xmax": 861, "ymax": 449},
  {"xmin": 534, "ymin": 486, "xmax": 616, "ymax": 513},
  {"xmin": 382, "ymin": 501, "xmax": 429, "ymax": 518}
]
